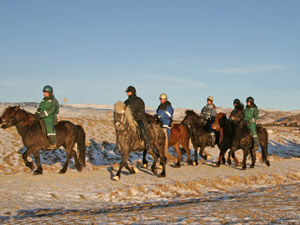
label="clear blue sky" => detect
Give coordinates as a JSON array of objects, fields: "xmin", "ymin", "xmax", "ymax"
[{"xmin": 1, "ymin": 0, "xmax": 299, "ymax": 110}]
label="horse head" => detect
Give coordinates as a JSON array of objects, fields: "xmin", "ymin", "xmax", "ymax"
[
  {"xmin": 0, "ymin": 106, "xmax": 21, "ymax": 128},
  {"xmin": 114, "ymin": 101, "xmax": 137, "ymax": 131},
  {"xmin": 0, "ymin": 106, "xmax": 35, "ymax": 129},
  {"xmin": 182, "ymin": 110, "xmax": 203, "ymax": 126}
]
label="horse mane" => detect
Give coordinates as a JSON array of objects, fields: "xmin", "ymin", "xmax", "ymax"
[
  {"xmin": 7, "ymin": 106, "xmax": 35, "ymax": 126},
  {"xmin": 114, "ymin": 101, "xmax": 137, "ymax": 131}
]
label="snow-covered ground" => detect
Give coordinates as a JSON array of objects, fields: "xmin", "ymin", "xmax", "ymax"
[{"xmin": 0, "ymin": 102, "xmax": 300, "ymax": 224}]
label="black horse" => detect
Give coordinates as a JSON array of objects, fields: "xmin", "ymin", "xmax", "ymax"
[
  {"xmin": 229, "ymin": 104, "xmax": 270, "ymax": 168},
  {"xmin": 113, "ymin": 101, "xmax": 167, "ymax": 180},
  {"xmin": 181, "ymin": 110, "xmax": 221, "ymax": 165},
  {"xmin": 0, "ymin": 106, "xmax": 86, "ymax": 174}
]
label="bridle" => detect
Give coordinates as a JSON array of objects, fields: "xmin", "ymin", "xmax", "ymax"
[{"xmin": 114, "ymin": 111, "xmax": 128, "ymax": 131}]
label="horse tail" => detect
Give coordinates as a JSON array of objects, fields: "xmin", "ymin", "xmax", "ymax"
[
  {"xmin": 76, "ymin": 125, "xmax": 86, "ymax": 167},
  {"xmin": 258, "ymin": 126, "xmax": 270, "ymax": 167}
]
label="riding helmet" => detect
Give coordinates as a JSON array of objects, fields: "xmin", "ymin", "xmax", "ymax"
[
  {"xmin": 207, "ymin": 96, "xmax": 214, "ymax": 102},
  {"xmin": 246, "ymin": 96, "xmax": 254, "ymax": 104},
  {"xmin": 159, "ymin": 93, "xmax": 168, "ymax": 100},
  {"xmin": 42, "ymin": 85, "xmax": 53, "ymax": 95},
  {"xmin": 233, "ymin": 98, "xmax": 240, "ymax": 105},
  {"xmin": 125, "ymin": 86, "xmax": 136, "ymax": 94}
]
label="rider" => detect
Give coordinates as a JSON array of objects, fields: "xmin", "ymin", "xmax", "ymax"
[
  {"xmin": 124, "ymin": 86, "xmax": 151, "ymax": 150},
  {"xmin": 155, "ymin": 93, "xmax": 174, "ymax": 141},
  {"xmin": 35, "ymin": 85, "xmax": 59, "ymax": 150},
  {"xmin": 229, "ymin": 98, "xmax": 243, "ymax": 121},
  {"xmin": 201, "ymin": 96, "xmax": 217, "ymax": 147},
  {"xmin": 245, "ymin": 96, "xmax": 259, "ymax": 150}
]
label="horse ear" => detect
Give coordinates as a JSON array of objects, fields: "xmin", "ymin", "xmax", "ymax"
[{"xmin": 15, "ymin": 105, "xmax": 20, "ymax": 111}]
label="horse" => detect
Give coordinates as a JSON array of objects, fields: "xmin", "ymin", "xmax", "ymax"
[
  {"xmin": 212, "ymin": 113, "xmax": 248, "ymax": 168},
  {"xmin": 181, "ymin": 110, "xmax": 219, "ymax": 165},
  {"xmin": 229, "ymin": 104, "xmax": 270, "ymax": 167},
  {"xmin": 0, "ymin": 106, "xmax": 86, "ymax": 174},
  {"xmin": 144, "ymin": 113, "xmax": 192, "ymax": 167},
  {"xmin": 113, "ymin": 101, "xmax": 167, "ymax": 180}
]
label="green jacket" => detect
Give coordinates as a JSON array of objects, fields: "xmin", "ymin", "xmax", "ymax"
[
  {"xmin": 37, "ymin": 95, "xmax": 59, "ymax": 120},
  {"xmin": 244, "ymin": 104, "xmax": 259, "ymax": 124}
]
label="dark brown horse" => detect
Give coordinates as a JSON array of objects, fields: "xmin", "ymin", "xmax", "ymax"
[
  {"xmin": 113, "ymin": 101, "xmax": 167, "ymax": 180},
  {"xmin": 229, "ymin": 104, "xmax": 270, "ymax": 167},
  {"xmin": 0, "ymin": 106, "xmax": 86, "ymax": 174},
  {"xmin": 181, "ymin": 110, "xmax": 219, "ymax": 165},
  {"xmin": 212, "ymin": 113, "xmax": 249, "ymax": 168},
  {"xmin": 145, "ymin": 113, "xmax": 192, "ymax": 167}
]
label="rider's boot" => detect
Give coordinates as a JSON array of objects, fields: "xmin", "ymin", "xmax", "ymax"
[
  {"xmin": 48, "ymin": 134, "xmax": 57, "ymax": 150},
  {"xmin": 253, "ymin": 136, "xmax": 259, "ymax": 151}
]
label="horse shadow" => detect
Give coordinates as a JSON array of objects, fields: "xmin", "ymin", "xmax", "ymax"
[{"xmin": 18, "ymin": 147, "xmax": 77, "ymax": 170}]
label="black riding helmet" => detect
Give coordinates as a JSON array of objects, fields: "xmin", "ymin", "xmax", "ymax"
[
  {"xmin": 125, "ymin": 86, "xmax": 136, "ymax": 95},
  {"xmin": 246, "ymin": 96, "xmax": 254, "ymax": 104},
  {"xmin": 233, "ymin": 99, "xmax": 240, "ymax": 105},
  {"xmin": 42, "ymin": 85, "xmax": 53, "ymax": 95}
]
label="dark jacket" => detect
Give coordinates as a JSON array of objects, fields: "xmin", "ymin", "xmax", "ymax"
[
  {"xmin": 124, "ymin": 94, "xmax": 146, "ymax": 121},
  {"xmin": 201, "ymin": 104, "xmax": 217, "ymax": 121},
  {"xmin": 156, "ymin": 101, "xmax": 174, "ymax": 127}
]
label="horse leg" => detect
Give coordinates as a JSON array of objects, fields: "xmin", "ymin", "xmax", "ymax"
[
  {"xmin": 227, "ymin": 149, "xmax": 232, "ymax": 165},
  {"xmin": 60, "ymin": 149, "xmax": 72, "ymax": 174},
  {"xmin": 22, "ymin": 147, "xmax": 37, "ymax": 171},
  {"xmin": 71, "ymin": 149, "xmax": 83, "ymax": 172},
  {"xmin": 147, "ymin": 148, "xmax": 159, "ymax": 176},
  {"xmin": 249, "ymin": 147, "xmax": 256, "ymax": 168},
  {"xmin": 142, "ymin": 149, "xmax": 148, "ymax": 168},
  {"xmin": 199, "ymin": 146, "xmax": 208, "ymax": 160},
  {"xmin": 155, "ymin": 147, "xmax": 167, "ymax": 178},
  {"xmin": 182, "ymin": 141, "xmax": 192, "ymax": 165},
  {"xmin": 193, "ymin": 145, "xmax": 199, "ymax": 166},
  {"xmin": 113, "ymin": 152, "xmax": 129, "ymax": 180},
  {"xmin": 216, "ymin": 149, "xmax": 226, "ymax": 167},
  {"xmin": 33, "ymin": 151, "xmax": 43, "ymax": 175},
  {"xmin": 241, "ymin": 149, "xmax": 249, "ymax": 170},
  {"xmin": 173, "ymin": 143, "xmax": 181, "ymax": 168}
]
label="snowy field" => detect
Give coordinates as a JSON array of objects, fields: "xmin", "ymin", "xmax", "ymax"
[{"xmin": 0, "ymin": 102, "xmax": 300, "ymax": 224}]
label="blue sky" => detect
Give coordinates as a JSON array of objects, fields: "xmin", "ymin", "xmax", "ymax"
[{"xmin": 1, "ymin": 0, "xmax": 299, "ymax": 110}]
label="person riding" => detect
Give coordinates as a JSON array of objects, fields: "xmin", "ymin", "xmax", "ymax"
[
  {"xmin": 154, "ymin": 93, "xmax": 174, "ymax": 141},
  {"xmin": 124, "ymin": 86, "xmax": 151, "ymax": 150},
  {"xmin": 35, "ymin": 85, "xmax": 59, "ymax": 150},
  {"xmin": 245, "ymin": 96, "xmax": 259, "ymax": 150},
  {"xmin": 201, "ymin": 96, "xmax": 217, "ymax": 147},
  {"xmin": 229, "ymin": 98, "xmax": 243, "ymax": 121}
]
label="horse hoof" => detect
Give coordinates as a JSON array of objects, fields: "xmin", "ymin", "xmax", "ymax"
[
  {"xmin": 158, "ymin": 173, "xmax": 166, "ymax": 178},
  {"xmin": 143, "ymin": 163, "xmax": 148, "ymax": 168},
  {"xmin": 133, "ymin": 167, "xmax": 139, "ymax": 173},
  {"xmin": 77, "ymin": 166, "xmax": 83, "ymax": 172},
  {"xmin": 33, "ymin": 170, "xmax": 43, "ymax": 175},
  {"xmin": 112, "ymin": 175, "xmax": 119, "ymax": 181},
  {"xmin": 59, "ymin": 169, "xmax": 67, "ymax": 174},
  {"xmin": 266, "ymin": 161, "xmax": 270, "ymax": 167},
  {"xmin": 174, "ymin": 164, "xmax": 181, "ymax": 168}
]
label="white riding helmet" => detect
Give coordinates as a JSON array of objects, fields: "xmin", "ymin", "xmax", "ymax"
[
  {"xmin": 207, "ymin": 96, "xmax": 214, "ymax": 102},
  {"xmin": 159, "ymin": 93, "xmax": 168, "ymax": 100}
]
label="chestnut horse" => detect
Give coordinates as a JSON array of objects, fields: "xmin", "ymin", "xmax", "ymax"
[{"xmin": 145, "ymin": 113, "xmax": 192, "ymax": 167}]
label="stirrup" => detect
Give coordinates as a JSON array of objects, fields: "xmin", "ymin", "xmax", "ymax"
[{"xmin": 47, "ymin": 144, "xmax": 57, "ymax": 150}]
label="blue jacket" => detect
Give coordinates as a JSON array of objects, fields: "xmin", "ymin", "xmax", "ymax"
[{"xmin": 156, "ymin": 101, "xmax": 174, "ymax": 128}]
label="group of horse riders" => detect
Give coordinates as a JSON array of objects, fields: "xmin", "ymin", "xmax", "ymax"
[{"xmin": 35, "ymin": 84, "xmax": 259, "ymax": 151}]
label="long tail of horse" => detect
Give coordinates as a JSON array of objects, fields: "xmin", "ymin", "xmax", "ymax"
[
  {"xmin": 258, "ymin": 126, "xmax": 270, "ymax": 167},
  {"xmin": 76, "ymin": 125, "xmax": 86, "ymax": 167}
]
